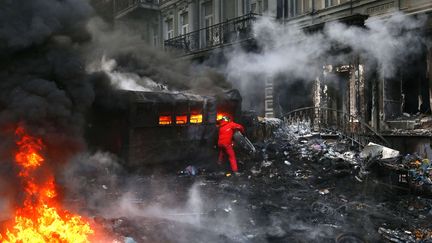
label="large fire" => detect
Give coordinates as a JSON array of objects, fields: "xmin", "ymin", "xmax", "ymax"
[{"xmin": 0, "ymin": 126, "xmax": 94, "ymax": 243}]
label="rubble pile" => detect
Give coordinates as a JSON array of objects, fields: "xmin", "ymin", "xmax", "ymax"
[
  {"xmin": 261, "ymin": 119, "xmax": 359, "ymax": 165},
  {"xmin": 404, "ymin": 155, "xmax": 432, "ymax": 191},
  {"xmin": 379, "ymin": 153, "xmax": 432, "ymax": 195},
  {"xmin": 67, "ymin": 119, "xmax": 432, "ymax": 242},
  {"xmin": 379, "ymin": 225, "xmax": 432, "ymax": 242},
  {"xmin": 241, "ymin": 119, "xmax": 432, "ymax": 242},
  {"xmin": 406, "ymin": 156, "xmax": 432, "ymax": 184},
  {"xmin": 387, "ymin": 114, "xmax": 432, "ymax": 136}
]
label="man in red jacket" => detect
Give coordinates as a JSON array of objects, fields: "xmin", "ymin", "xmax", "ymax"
[{"xmin": 217, "ymin": 116, "xmax": 245, "ymax": 172}]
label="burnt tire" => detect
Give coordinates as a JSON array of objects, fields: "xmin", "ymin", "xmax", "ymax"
[{"xmin": 335, "ymin": 232, "xmax": 366, "ymax": 243}]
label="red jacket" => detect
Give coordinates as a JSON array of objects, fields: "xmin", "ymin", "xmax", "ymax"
[{"xmin": 217, "ymin": 121, "xmax": 245, "ymax": 146}]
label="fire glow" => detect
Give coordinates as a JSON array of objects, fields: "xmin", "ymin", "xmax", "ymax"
[
  {"xmin": 159, "ymin": 115, "xmax": 172, "ymax": 125},
  {"xmin": 190, "ymin": 114, "xmax": 203, "ymax": 124},
  {"xmin": 217, "ymin": 113, "xmax": 231, "ymax": 121},
  {"xmin": 175, "ymin": 115, "xmax": 188, "ymax": 124},
  {"xmin": 0, "ymin": 126, "xmax": 94, "ymax": 243}
]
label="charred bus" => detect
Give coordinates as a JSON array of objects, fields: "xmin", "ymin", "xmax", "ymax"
[{"xmin": 86, "ymin": 89, "xmax": 242, "ymax": 169}]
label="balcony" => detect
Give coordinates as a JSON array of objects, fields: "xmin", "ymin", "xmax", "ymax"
[
  {"xmin": 164, "ymin": 13, "xmax": 259, "ymax": 56},
  {"xmin": 115, "ymin": 0, "xmax": 159, "ymax": 19}
]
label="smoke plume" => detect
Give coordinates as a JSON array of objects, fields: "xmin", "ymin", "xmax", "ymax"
[
  {"xmin": 84, "ymin": 18, "xmax": 231, "ymax": 95},
  {"xmin": 0, "ymin": 0, "xmax": 236, "ymax": 227},
  {"xmin": 224, "ymin": 13, "xmax": 428, "ymax": 111}
]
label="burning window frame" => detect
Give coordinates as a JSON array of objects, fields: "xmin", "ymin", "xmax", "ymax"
[
  {"xmin": 175, "ymin": 115, "xmax": 188, "ymax": 125},
  {"xmin": 158, "ymin": 115, "xmax": 173, "ymax": 125},
  {"xmin": 86, "ymin": 89, "xmax": 242, "ymax": 166},
  {"xmin": 190, "ymin": 113, "xmax": 203, "ymax": 124}
]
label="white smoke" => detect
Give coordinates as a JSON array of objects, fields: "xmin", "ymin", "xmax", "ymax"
[
  {"xmin": 325, "ymin": 12, "xmax": 426, "ymax": 78},
  {"xmin": 224, "ymin": 12, "xmax": 427, "ymax": 105},
  {"xmin": 62, "ymin": 152, "xmax": 244, "ymax": 241},
  {"xmin": 88, "ymin": 55, "xmax": 167, "ymax": 91}
]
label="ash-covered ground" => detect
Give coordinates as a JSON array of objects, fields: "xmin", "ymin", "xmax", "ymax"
[{"xmin": 63, "ymin": 120, "xmax": 432, "ymax": 243}]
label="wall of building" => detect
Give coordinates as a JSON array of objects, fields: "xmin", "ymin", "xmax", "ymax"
[
  {"xmin": 277, "ymin": 0, "xmax": 432, "ymax": 129},
  {"xmin": 159, "ymin": 0, "xmax": 277, "ymax": 42},
  {"xmin": 94, "ymin": 1, "xmax": 432, "ymax": 120}
]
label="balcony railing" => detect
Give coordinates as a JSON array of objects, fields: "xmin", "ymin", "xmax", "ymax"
[
  {"xmin": 284, "ymin": 106, "xmax": 390, "ymax": 148},
  {"xmin": 164, "ymin": 13, "xmax": 259, "ymax": 55},
  {"xmin": 115, "ymin": 0, "xmax": 159, "ymax": 19}
]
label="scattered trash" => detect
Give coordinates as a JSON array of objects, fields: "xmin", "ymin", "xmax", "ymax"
[
  {"xmin": 408, "ymin": 158, "xmax": 431, "ymax": 184},
  {"xmin": 319, "ymin": 189, "xmax": 330, "ymax": 195},
  {"xmin": 378, "ymin": 227, "xmax": 416, "ymax": 242},
  {"xmin": 102, "ymin": 185, "xmax": 108, "ymax": 190},
  {"xmin": 250, "ymin": 166, "xmax": 261, "ymax": 175},
  {"xmin": 185, "ymin": 165, "xmax": 198, "ymax": 176},
  {"xmin": 224, "ymin": 206, "xmax": 232, "ymax": 213},
  {"xmin": 90, "ymin": 118, "xmax": 432, "ymax": 243},
  {"xmin": 262, "ymin": 160, "xmax": 272, "ymax": 167},
  {"xmin": 311, "ymin": 143, "xmax": 322, "ymax": 151},
  {"xmin": 359, "ymin": 142, "xmax": 400, "ymax": 160}
]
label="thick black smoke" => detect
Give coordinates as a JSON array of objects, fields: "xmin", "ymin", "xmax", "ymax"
[
  {"xmin": 0, "ymin": 0, "xmax": 233, "ymax": 219},
  {"xmin": 84, "ymin": 18, "xmax": 232, "ymax": 95},
  {"xmin": 0, "ymin": 0, "xmax": 95, "ymax": 160},
  {"xmin": 0, "ymin": 0, "xmax": 98, "ymax": 219},
  {"xmin": 0, "ymin": 0, "xmax": 92, "ymax": 56}
]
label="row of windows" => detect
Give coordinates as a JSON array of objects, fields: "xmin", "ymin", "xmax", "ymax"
[
  {"xmin": 164, "ymin": 0, "xmax": 268, "ymax": 40},
  {"xmin": 159, "ymin": 114, "xmax": 203, "ymax": 125},
  {"xmin": 158, "ymin": 113, "xmax": 232, "ymax": 126},
  {"xmin": 277, "ymin": 0, "xmax": 350, "ymax": 18}
]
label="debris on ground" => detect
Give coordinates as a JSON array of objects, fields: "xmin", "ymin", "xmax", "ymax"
[
  {"xmin": 379, "ymin": 227, "xmax": 432, "ymax": 243},
  {"xmin": 360, "ymin": 142, "xmax": 400, "ymax": 160},
  {"xmin": 406, "ymin": 157, "xmax": 432, "ymax": 187},
  {"xmin": 69, "ymin": 119, "xmax": 432, "ymax": 243}
]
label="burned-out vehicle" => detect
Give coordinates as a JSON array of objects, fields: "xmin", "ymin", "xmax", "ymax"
[{"xmin": 86, "ymin": 89, "xmax": 242, "ymax": 169}]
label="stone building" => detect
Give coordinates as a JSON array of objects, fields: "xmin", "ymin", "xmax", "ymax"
[
  {"xmin": 277, "ymin": 0, "xmax": 432, "ymax": 132},
  {"xmin": 90, "ymin": 0, "xmax": 162, "ymax": 46},
  {"xmin": 90, "ymin": 0, "xmax": 279, "ymax": 117},
  {"xmin": 161, "ymin": 0, "xmax": 277, "ymax": 57},
  {"xmin": 276, "ymin": 0, "xmax": 432, "ymax": 159},
  {"xmin": 90, "ymin": 0, "xmax": 432, "ymax": 126}
]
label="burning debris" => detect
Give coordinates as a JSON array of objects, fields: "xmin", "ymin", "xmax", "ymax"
[
  {"xmin": 58, "ymin": 118, "xmax": 432, "ymax": 243},
  {"xmin": 0, "ymin": 126, "xmax": 95, "ymax": 242}
]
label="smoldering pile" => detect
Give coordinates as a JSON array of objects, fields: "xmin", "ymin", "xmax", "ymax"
[{"xmin": 64, "ymin": 118, "xmax": 432, "ymax": 243}]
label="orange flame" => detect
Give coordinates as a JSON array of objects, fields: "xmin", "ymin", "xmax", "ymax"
[
  {"xmin": 190, "ymin": 114, "xmax": 203, "ymax": 124},
  {"xmin": 159, "ymin": 115, "xmax": 172, "ymax": 125},
  {"xmin": 217, "ymin": 113, "xmax": 232, "ymax": 121},
  {"xmin": 175, "ymin": 115, "xmax": 188, "ymax": 125},
  {"xmin": 0, "ymin": 126, "xmax": 94, "ymax": 243}
]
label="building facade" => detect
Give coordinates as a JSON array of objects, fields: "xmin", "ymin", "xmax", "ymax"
[
  {"xmin": 159, "ymin": 0, "xmax": 275, "ymax": 41},
  {"xmin": 92, "ymin": 0, "xmax": 278, "ymax": 49},
  {"xmin": 90, "ymin": 0, "xmax": 279, "ymax": 117},
  {"xmin": 276, "ymin": 0, "xmax": 432, "ymax": 159},
  {"xmin": 277, "ymin": 0, "xmax": 432, "ymax": 132},
  {"xmin": 91, "ymin": 0, "xmax": 432, "ymax": 126},
  {"xmin": 160, "ymin": 0, "xmax": 277, "ymax": 55}
]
